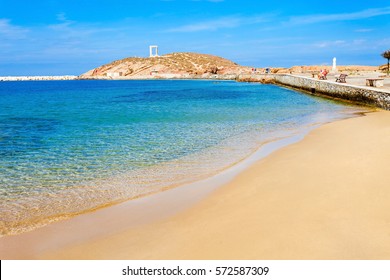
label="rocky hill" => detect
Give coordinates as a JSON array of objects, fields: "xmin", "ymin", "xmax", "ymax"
[
  {"xmin": 80, "ymin": 52, "xmax": 252, "ymax": 80},
  {"xmin": 79, "ymin": 52, "xmax": 384, "ymax": 80}
]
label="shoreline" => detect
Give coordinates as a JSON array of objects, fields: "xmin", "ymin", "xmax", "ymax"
[
  {"xmin": 0, "ymin": 109, "xmax": 384, "ymax": 259},
  {"xmin": 46, "ymin": 110, "xmax": 390, "ymax": 259},
  {"xmin": 0, "ymin": 118, "xmax": 327, "ymax": 258},
  {"xmin": 0, "ymin": 79, "xmax": 364, "ymax": 237}
]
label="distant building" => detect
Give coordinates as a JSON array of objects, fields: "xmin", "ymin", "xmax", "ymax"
[{"xmin": 106, "ymin": 72, "xmax": 123, "ymax": 78}]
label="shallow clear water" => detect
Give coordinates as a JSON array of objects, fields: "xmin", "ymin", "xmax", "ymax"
[{"xmin": 0, "ymin": 80, "xmax": 361, "ymax": 235}]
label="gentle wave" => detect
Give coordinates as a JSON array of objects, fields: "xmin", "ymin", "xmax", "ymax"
[{"xmin": 0, "ymin": 80, "xmax": 364, "ymax": 235}]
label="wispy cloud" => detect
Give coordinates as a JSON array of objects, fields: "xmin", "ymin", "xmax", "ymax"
[
  {"xmin": 312, "ymin": 40, "xmax": 346, "ymax": 48},
  {"xmin": 162, "ymin": 0, "xmax": 224, "ymax": 1},
  {"xmin": 0, "ymin": 19, "xmax": 29, "ymax": 39},
  {"xmin": 166, "ymin": 15, "xmax": 270, "ymax": 32},
  {"xmin": 0, "ymin": 15, "xmax": 128, "ymax": 67},
  {"xmin": 161, "ymin": 0, "xmax": 224, "ymax": 1},
  {"xmin": 48, "ymin": 13, "xmax": 77, "ymax": 30},
  {"xmin": 355, "ymin": 28, "xmax": 373, "ymax": 33},
  {"xmin": 166, "ymin": 17, "xmax": 241, "ymax": 32},
  {"xmin": 311, "ymin": 39, "xmax": 370, "ymax": 50},
  {"xmin": 289, "ymin": 6, "xmax": 390, "ymax": 24}
]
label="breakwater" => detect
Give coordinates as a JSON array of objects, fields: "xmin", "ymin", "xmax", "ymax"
[
  {"xmin": 238, "ymin": 74, "xmax": 390, "ymax": 110},
  {"xmin": 0, "ymin": 76, "xmax": 78, "ymax": 81}
]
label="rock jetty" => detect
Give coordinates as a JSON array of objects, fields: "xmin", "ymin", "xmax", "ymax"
[{"xmin": 0, "ymin": 76, "xmax": 78, "ymax": 82}]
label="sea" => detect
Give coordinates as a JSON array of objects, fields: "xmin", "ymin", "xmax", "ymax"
[{"xmin": 0, "ymin": 79, "xmax": 363, "ymax": 235}]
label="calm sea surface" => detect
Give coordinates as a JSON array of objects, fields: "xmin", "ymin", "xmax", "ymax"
[{"xmin": 0, "ymin": 80, "xmax": 361, "ymax": 235}]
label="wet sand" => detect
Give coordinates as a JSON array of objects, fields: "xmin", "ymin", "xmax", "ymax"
[{"xmin": 1, "ymin": 110, "xmax": 390, "ymax": 259}]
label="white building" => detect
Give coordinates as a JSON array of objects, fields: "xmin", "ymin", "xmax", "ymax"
[{"xmin": 106, "ymin": 72, "xmax": 123, "ymax": 78}]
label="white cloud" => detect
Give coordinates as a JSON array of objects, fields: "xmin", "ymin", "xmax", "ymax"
[
  {"xmin": 48, "ymin": 13, "xmax": 76, "ymax": 30},
  {"xmin": 0, "ymin": 15, "xmax": 127, "ymax": 66},
  {"xmin": 166, "ymin": 15, "xmax": 269, "ymax": 32},
  {"xmin": 312, "ymin": 40, "xmax": 346, "ymax": 48},
  {"xmin": 352, "ymin": 39, "xmax": 366, "ymax": 45},
  {"xmin": 310, "ymin": 39, "xmax": 373, "ymax": 52},
  {"xmin": 56, "ymin": 13, "xmax": 67, "ymax": 22},
  {"xmin": 161, "ymin": 0, "xmax": 224, "ymax": 1},
  {"xmin": 0, "ymin": 19, "xmax": 29, "ymax": 39},
  {"xmin": 166, "ymin": 17, "xmax": 241, "ymax": 32},
  {"xmin": 355, "ymin": 28, "xmax": 373, "ymax": 33},
  {"xmin": 289, "ymin": 6, "xmax": 390, "ymax": 25}
]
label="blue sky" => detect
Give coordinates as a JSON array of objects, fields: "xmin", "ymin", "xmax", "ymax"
[{"xmin": 1, "ymin": 0, "xmax": 390, "ymax": 75}]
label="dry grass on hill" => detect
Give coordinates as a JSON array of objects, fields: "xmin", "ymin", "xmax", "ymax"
[
  {"xmin": 80, "ymin": 52, "xmax": 385, "ymax": 79},
  {"xmin": 80, "ymin": 52, "xmax": 249, "ymax": 78}
]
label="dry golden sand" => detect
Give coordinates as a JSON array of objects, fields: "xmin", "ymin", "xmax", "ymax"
[{"xmin": 1, "ymin": 111, "xmax": 390, "ymax": 259}]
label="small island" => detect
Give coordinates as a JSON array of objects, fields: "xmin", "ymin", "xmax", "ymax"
[{"xmin": 79, "ymin": 52, "xmax": 252, "ymax": 80}]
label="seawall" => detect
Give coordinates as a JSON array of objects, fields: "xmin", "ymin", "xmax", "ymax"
[
  {"xmin": 0, "ymin": 76, "xmax": 78, "ymax": 82},
  {"xmin": 238, "ymin": 74, "xmax": 390, "ymax": 110}
]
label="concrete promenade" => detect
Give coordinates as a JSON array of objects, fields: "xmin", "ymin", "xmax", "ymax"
[{"xmin": 239, "ymin": 73, "xmax": 390, "ymax": 110}]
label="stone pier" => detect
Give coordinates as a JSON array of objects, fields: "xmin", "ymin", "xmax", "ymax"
[
  {"xmin": 238, "ymin": 74, "xmax": 390, "ymax": 110},
  {"xmin": 0, "ymin": 76, "xmax": 78, "ymax": 81}
]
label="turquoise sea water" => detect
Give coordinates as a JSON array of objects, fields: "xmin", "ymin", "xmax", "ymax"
[{"xmin": 0, "ymin": 80, "xmax": 361, "ymax": 235}]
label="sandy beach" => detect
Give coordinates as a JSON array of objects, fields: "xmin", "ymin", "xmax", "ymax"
[{"xmin": 1, "ymin": 110, "xmax": 390, "ymax": 260}]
